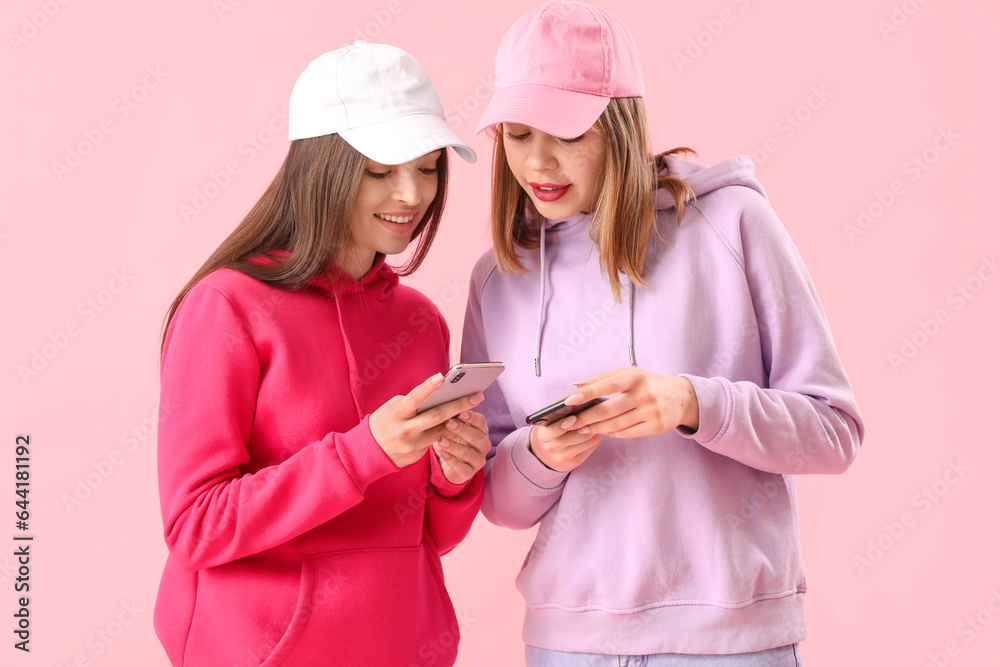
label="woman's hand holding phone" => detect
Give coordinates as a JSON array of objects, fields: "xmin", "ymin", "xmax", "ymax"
[
  {"xmin": 528, "ymin": 415, "xmax": 604, "ymax": 472},
  {"xmin": 432, "ymin": 410, "xmax": 492, "ymax": 485},
  {"xmin": 565, "ymin": 367, "xmax": 700, "ymax": 438},
  {"xmin": 370, "ymin": 373, "xmax": 486, "ymax": 469}
]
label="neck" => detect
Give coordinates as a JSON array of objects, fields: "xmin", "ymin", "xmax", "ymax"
[{"xmin": 337, "ymin": 248, "xmax": 377, "ymax": 280}]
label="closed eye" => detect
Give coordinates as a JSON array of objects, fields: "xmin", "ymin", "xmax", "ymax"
[
  {"xmin": 504, "ymin": 131, "xmax": 530, "ymax": 143},
  {"xmin": 365, "ymin": 169, "xmax": 391, "ymax": 179}
]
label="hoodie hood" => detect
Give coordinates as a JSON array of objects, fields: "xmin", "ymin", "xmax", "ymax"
[
  {"xmin": 246, "ymin": 249, "xmax": 399, "ymax": 301},
  {"xmin": 531, "ymin": 154, "xmax": 766, "ymax": 376},
  {"xmin": 244, "ymin": 249, "xmax": 399, "ymax": 419},
  {"xmin": 656, "ymin": 153, "xmax": 767, "ymax": 210}
]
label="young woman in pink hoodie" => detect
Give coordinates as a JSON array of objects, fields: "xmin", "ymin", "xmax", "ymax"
[
  {"xmin": 154, "ymin": 43, "xmax": 488, "ymax": 666},
  {"xmin": 463, "ymin": 2, "xmax": 864, "ymax": 665}
]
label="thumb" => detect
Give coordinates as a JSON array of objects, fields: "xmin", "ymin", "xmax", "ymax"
[{"xmin": 409, "ymin": 372, "xmax": 446, "ymax": 413}]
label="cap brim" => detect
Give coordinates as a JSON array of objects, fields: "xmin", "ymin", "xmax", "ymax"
[
  {"xmin": 340, "ymin": 113, "xmax": 476, "ymax": 165},
  {"xmin": 475, "ymin": 83, "xmax": 610, "ymax": 139}
]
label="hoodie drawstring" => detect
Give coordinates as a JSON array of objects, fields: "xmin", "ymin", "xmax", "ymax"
[
  {"xmin": 332, "ymin": 290, "xmax": 366, "ymax": 421},
  {"xmin": 627, "ymin": 279, "xmax": 636, "ymax": 367},
  {"xmin": 534, "ymin": 225, "xmax": 547, "ymax": 377}
]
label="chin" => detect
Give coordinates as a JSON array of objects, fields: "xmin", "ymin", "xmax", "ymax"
[{"xmin": 533, "ymin": 199, "xmax": 584, "ymax": 222}]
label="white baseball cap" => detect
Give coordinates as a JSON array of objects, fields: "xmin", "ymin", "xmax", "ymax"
[{"xmin": 288, "ymin": 41, "xmax": 476, "ymax": 164}]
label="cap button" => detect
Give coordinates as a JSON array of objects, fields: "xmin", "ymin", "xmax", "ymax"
[{"xmin": 354, "ymin": 40, "xmax": 366, "ymax": 46}]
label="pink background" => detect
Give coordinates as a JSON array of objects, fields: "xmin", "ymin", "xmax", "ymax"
[{"xmin": 3, "ymin": 0, "xmax": 998, "ymax": 665}]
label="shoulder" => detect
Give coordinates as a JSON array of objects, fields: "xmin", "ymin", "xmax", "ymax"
[
  {"xmin": 685, "ymin": 185, "xmax": 785, "ymax": 271},
  {"xmin": 178, "ymin": 268, "xmax": 294, "ymax": 329},
  {"xmin": 392, "ymin": 281, "xmax": 444, "ymax": 316},
  {"xmin": 193, "ymin": 267, "xmax": 272, "ymax": 301},
  {"xmin": 469, "ymin": 248, "xmax": 501, "ymax": 294}
]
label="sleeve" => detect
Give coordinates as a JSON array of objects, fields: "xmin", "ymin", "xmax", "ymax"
[
  {"xmin": 460, "ymin": 260, "xmax": 570, "ymax": 530},
  {"xmin": 423, "ymin": 454, "xmax": 485, "ymax": 555},
  {"xmin": 676, "ymin": 192, "xmax": 865, "ymax": 474},
  {"xmin": 420, "ymin": 308, "xmax": 486, "ymax": 555},
  {"xmin": 157, "ymin": 284, "xmax": 400, "ymax": 572}
]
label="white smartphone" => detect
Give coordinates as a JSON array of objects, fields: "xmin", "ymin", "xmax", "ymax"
[{"xmin": 415, "ymin": 362, "xmax": 505, "ymax": 415}]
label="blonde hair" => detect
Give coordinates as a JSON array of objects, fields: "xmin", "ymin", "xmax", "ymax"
[{"xmin": 489, "ymin": 97, "xmax": 694, "ymax": 301}]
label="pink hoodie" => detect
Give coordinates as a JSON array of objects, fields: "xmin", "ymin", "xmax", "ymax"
[
  {"xmin": 462, "ymin": 154, "xmax": 864, "ymax": 654},
  {"xmin": 155, "ymin": 253, "xmax": 483, "ymax": 666}
]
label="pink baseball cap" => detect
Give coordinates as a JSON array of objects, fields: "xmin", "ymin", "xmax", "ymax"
[{"xmin": 476, "ymin": 1, "xmax": 644, "ymax": 139}]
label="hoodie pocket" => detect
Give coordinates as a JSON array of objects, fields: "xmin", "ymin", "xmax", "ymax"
[{"xmin": 259, "ymin": 541, "xmax": 459, "ymax": 667}]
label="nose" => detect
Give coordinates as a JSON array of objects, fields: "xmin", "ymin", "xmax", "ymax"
[
  {"xmin": 524, "ymin": 137, "xmax": 557, "ymax": 172},
  {"xmin": 391, "ymin": 171, "xmax": 423, "ymax": 206}
]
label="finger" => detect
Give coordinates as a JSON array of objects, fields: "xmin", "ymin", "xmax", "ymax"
[
  {"xmin": 571, "ymin": 394, "xmax": 638, "ymax": 429},
  {"xmin": 571, "ymin": 367, "xmax": 619, "ymax": 387},
  {"xmin": 605, "ymin": 422, "xmax": 656, "ymax": 439},
  {"xmin": 585, "ymin": 406, "xmax": 645, "ymax": 435},
  {"xmin": 542, "ymin": 433, "xmax": 602, "ymax": 470},
  {"xmin": 434, "ymin": 440, "xmax": 474, "ymax": 474},
  {"xmin": 564, "ymin": 368, "xmax": 635, "ymax": 405},
  {"xmin": 457, "ymin": 410, "xmax": 488, "ymax": 434},
  {"xmin": 406, "ymin": 372, "xmax": 446, "ymax": 412},
  {"xmin": 447, "ymin": 420, "xmax": 492, "ymax": 454},
  {"xmin": 549, "ymin": 425, "xmax": 604, "ymax": 449},
  {"xmin": 433, "ymin": 439, "xmax": 452, "ymax": 461},
  {"xmin": 567, "ymin": 435, "xmax": 603, "ymax": 466},
  {"xmin": 439, "ymin": 437, "xmax": 486, "ymax": 468},
  {"xmin": 415, "ymin": 392, "xmax": 486, "ymax": 429}
]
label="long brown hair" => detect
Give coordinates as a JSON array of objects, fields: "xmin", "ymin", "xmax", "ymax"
[
  {"xmin": 161, "ymin": 133, "xmax": 450, "ymax": 353},
  {"xmin": 489, "ymin": 97, "xmax": 694, "ymax": 301}
]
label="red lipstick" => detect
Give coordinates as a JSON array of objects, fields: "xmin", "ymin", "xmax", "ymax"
[{"xmin": 529, "ymin": 182, "xmax": 570, "ymax": 202}]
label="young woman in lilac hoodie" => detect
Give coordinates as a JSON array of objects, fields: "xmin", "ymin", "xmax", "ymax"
[{"xmin": 462, "ymin": 2, "xmax": 864, "ymax": 665}]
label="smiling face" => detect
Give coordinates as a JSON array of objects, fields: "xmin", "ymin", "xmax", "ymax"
[
  {"xmin": 341, "ymin": 150, "xmax": 442, "ymax": 279},
  {"xmin": 501, "ymin": 122, "xmax": 607, "ymax": 220}
]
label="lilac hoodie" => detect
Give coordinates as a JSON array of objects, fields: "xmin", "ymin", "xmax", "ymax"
[{"xmin": 461, "ymin": 154, "xmax": 864, "ymax": 655}]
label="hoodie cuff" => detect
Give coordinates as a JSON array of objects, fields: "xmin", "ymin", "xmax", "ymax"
[
  {"xmin": 428, "ymin": 447, "xmax": 473, "ymax": 498},
  {"xmin": 334, "ymin": 416, "xmax": 400, "ymax": 492},
  {"xmin": 508, "ymin": 426, "xmax": 570, "ymax": 491},
  {"xmin": 676, "ymin": 374, "xmax": 732, "ymax": 445}
]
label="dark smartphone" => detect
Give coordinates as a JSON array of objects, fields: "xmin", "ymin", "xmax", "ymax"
[{"xmin": 525, "ymin": 396, "xmax": 607, "ymax": 425}]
